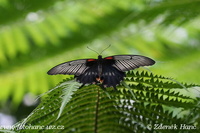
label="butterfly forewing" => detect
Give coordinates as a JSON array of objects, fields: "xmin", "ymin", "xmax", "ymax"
[
  {"xmin": 104, "ymin": 55, "xmax": 155, "ymax": 72},
  {"xmin": 47, "ymin": 59, "xmax": 95, "ymax": 76}
]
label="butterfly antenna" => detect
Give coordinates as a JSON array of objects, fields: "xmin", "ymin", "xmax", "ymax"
[
  {"xmin": 100, "ymin": 44, "xmax": 111, "ymax": 55},
  {"xmin": 87, "ymin": 46, "xmax": 99, "ymax": 55}
]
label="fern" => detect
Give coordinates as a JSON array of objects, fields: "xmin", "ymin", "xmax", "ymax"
[
  {"xmin": 1, "ymin": 0, "xmax": 200, "ymax": 106},
  {"xmin": 8, "ymin": 71, "xmax": 199, "ymax": 133},
  {"xmin": 56, "ymin": 79, "xmax": 82, "ymax": 119}
]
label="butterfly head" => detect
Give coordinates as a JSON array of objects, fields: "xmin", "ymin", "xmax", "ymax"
[{"xmin": 98, "ymin": 55, "xmax": 103, "ymax": 59}]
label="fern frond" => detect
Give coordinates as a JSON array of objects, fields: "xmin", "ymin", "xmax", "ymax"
[
  {"xmin": 57, "ymin": 79, "xmax": 82, "ymax": 119},
  {"xmin": 11, "ymin": 72, "xmax": 199, "ymax": 133}
]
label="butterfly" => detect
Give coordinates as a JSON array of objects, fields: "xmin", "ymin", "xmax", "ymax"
[{"xmin": 47, "ymin": 54, "xmax": 155, "ymax": 90}]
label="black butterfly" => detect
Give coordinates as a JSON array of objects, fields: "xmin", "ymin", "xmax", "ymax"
[{"xmin": 47, "ymin": 55, "xmax": 155, "ymax": 90}]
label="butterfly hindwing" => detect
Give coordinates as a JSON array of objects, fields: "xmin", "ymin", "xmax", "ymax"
[
  {"xmin": 75, "ymin": 64, "xmax": 98, "ymax": 85},
  {"xmin": 75, "ymin": 63, "xmax": 125, "ymax": 88},
  {"xmin": 101, "ymin": 64, "xmax": 125, "ymax": 88}
]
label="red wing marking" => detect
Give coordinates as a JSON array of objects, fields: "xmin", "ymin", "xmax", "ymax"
[
  {"xmin": 87, "ymin": 59, "xmax": 96, "ymax": 62},
  {"xmin": 104, "ymin": 56, "xmax": 114, "ymax": 60}
]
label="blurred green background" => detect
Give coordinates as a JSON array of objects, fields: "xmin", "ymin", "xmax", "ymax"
[{"xmin": 0, "ymin": 0, "xmax": 200, "ymax": 126}]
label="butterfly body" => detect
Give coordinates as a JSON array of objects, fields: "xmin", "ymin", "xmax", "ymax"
[{"xmin": 47, "ymin": 55, "xmax": 155, "ymax": 89}]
